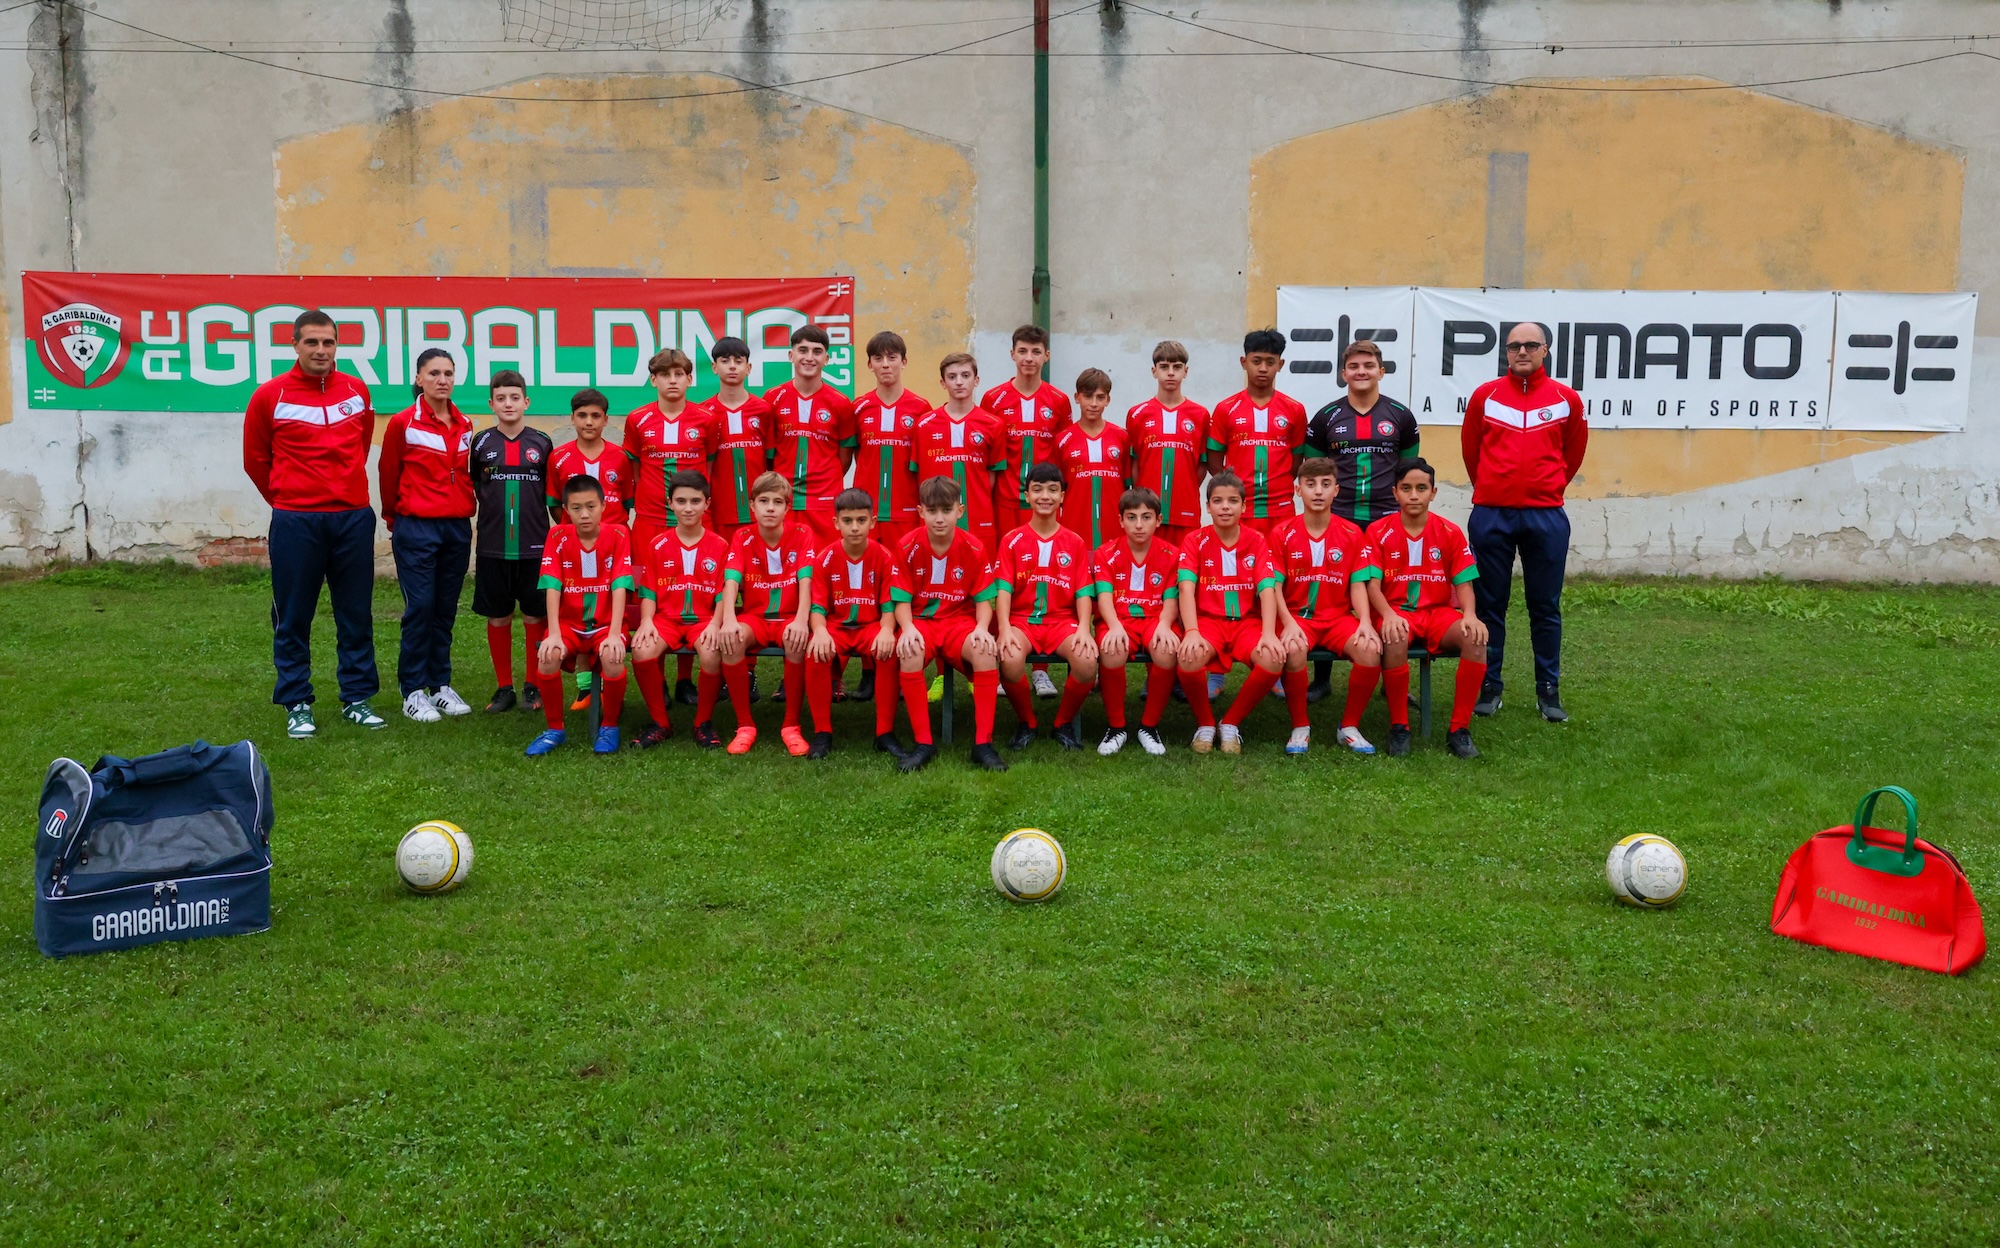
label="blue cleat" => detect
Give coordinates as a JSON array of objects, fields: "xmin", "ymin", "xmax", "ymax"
[
  {"xmin": 593, "ymin": 725, "xmax": 621, "ymax": 754},
  {"xmin": 525, "ymin": 729, "xmax": 567, "ymax": 756}
]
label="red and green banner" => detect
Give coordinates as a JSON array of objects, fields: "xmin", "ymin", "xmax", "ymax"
[{"xmin": 21, "ymin": 272, "xmax": 856, "ymax": 414}]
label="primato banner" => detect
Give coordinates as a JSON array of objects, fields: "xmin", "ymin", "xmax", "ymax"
[
  {"xmin": 1277, "ymin": 286, "xmax": 1977, "ymax": 432},
  {"xmin": 21, "ymin": 272, "xmax": 857, "ymax": 413}
]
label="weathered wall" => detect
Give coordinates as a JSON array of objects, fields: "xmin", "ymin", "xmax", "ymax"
[{"xmin": 2, "ymin": 0, "xmax": 1997, "ymax": 577}]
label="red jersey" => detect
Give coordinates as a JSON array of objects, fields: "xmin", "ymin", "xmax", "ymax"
[
  {"xmin": 1127, "ymin": 398, "xmax": 1211, "ymax": 528},
  {"xmin": 1208, "ymin": 390, "xmax": 1308, "ymax": 522},
  {"xmin": 1461, "ymin": 367, "xmax": 1589, "ymax": 509},
  {"xmin": 724, "ymin": 523, "xmax": 817, "ymax": 620},
  {"xmin": 981, "ymin": 380, "xmax": 1074, "ymax": 508},
  {"xmin": 852, "ymin": 389, "xmax": 931, "ymax": 523},
  {"xmin": 377, "ymin": 402, "xmax": 475, "ymax": 524},
  {"xmin": 700, "ymin": 394, "xmax": 775, "ymax": 529},
  {"xmin": 1050, "ymin": 422, "xmax": 1130, "ymax": 547},
  {"xmin": 993, "ymin": 524, "xmax": 1093, "ymax": 626},
  {"xmin": 643, "ymin": 528, "xmax": 730, "ymax": 625},
  {"xmin": 1365, "ymin": 512, "xmax": 1478, "ymax": 612},
  {"xmin": 1090, "ymin": 536, "xmax": 1183, "ymax": 626},
  {"xmin": 1267, "ymin": 514, "xmax": 1375, "ymax": 621},
  {"xmin": 537, "ymin": 524, "xmax": 636, "ymax": 632},
  {"xmin": 912, "ymin": 408, "xmax": 1008, "ymax": 539},
  {"xmin": 894, "ymin": 526, "xmax": 995, "ymax": 622},
  {"xmin": 765, "ymin": 382, "xmax": 856, "ymax": 513},
  {"xmin": 623, "ymin": 402, "xmax": 716, "ymax": 532},
  {"xmin": 811, "ymin": 539, "xmax": 904, "ymax": 629},
  {"xmin": 242, "ymin": 365, "xmax": 375, "ymax": 512},
  {"xmin": 1179, "ymin": 526, "xmax": 1279, "ymax": 622},
  {"xmin": 547, "ymin": 441, "xmax": 634, "ymax": 528}
]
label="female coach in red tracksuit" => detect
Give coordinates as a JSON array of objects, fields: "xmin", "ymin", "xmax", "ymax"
[{"xmin": 378, "ymin": 347, "xmax": 477, "ymax": 721}]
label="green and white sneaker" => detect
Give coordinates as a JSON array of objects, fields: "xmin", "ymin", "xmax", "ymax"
[
  {"xmin": 285, "ymin": 703, "xmax": 317, "ymax": 739},
  {"xmin": 341, "ymin": 700, "xmax": 387, "ymax": 729}
]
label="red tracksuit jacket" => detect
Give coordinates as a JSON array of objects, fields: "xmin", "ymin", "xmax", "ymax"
[
  {"xmin": 378, "ymin": 402, "xmax": 475, "ymax": 526},
  {"xmin": 1460, "ymin": 367, "xmax": 1588, "ymax": 509},
  {"xmin": 242, "ymin": 365, "xmax": 376, "ymax": 512}
]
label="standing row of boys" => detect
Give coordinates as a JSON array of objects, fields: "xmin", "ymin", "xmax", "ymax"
[{"xmin": 370, "ymin": 322, "xmax": 1497, "ymax": 771}]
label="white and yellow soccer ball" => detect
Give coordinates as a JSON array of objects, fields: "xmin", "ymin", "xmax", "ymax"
[
  {"xmin": 991, "ymin": 829, "xmax": 1066, "ymax": 902},
  {"xmin": 1605, "ymin": 833, "xmax": 1687, "ymax": 908},
  {"xmin": 398, "ymin": 821, "xmax": 474, "ymax": 894}
]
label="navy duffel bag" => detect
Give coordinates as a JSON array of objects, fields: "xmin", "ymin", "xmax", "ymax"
[{"xmin": 35, "ymin": 740, "xmax": 274, "ymax": 957}]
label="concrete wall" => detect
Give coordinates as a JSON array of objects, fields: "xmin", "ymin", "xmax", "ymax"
[{"xmin": 2, "ymin": 0, "xmax": 1997, "ymax": 577}]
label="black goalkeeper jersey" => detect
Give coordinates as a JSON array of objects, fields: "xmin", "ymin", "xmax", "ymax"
[
  {"xmin": 471, "ymin": 427, "xmax": 555, "ymax": 560},
  {"xmin": 1302, "ymin": 395, "xmax": 1421, "ymax": 526}
]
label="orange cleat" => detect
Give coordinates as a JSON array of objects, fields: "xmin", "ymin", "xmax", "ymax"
[
  {"xmin": 727, "ymin": 726, "xmax": 758, "ymax": 755},
  {"xmin": 780, "ymin": 725, "xmax": 810, "ymax": 757}
]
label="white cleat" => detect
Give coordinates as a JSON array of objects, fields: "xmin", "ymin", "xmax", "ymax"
[
  {"xmin": 1191, "ymin": 725, "xmax": 1217, "ymax": 754},
  {"xmin": 1219, "ymin": 724, "xmax": 1243, "ymax": 754},
  {"xmin": 402, "ymin": 690, "xmax": 442, "ymax": 723},
  {"xmin": 1136, "ymin": 726, "xmax": 1168, "ymax": 755},
  {"xmin": 1336, "ymin": 726, "xmax": 1376, "ymax": 755},
  {"xmin": 431, "ymin": 685, "xmax": 473, "ymax": 716},
  {"xmin": 1286, "ymin": 727, "xmax": 1312, "ymax": 756},
  {"xmin": 1098, "ymin": 728, "xmax": 1128, "ymax": 756},
  {"xmin": 1031, "ymin": 669, "xmax": 1060, "ymax": 699}
]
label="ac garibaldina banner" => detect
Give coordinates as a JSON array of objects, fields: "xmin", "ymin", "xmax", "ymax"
[{"xmin": 21, "ymin": 272, "xmax": 857, "ymax": 413}]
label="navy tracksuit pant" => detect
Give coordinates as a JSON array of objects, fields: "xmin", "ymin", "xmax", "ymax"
[
  {"xmin": 268, "ymin": 507, "xmax": 379, "ymax": 708},
  {"xmin": 390, "ymin": 516, "xmax": 472, "ymax": 696},
  {"xmin": 1468, "ymin": 504, "xmax": 1569, "ymax": 697}
]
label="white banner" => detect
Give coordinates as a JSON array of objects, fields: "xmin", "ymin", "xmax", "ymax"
[{"xmin": 1277, "ymin": 286, "xmax": 1975, "ymax": 431}]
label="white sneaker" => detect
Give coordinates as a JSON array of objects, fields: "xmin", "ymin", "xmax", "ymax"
[
  {"xmin": 1286, "ymin": 727, "xmax": 1312, "ymax": 756},
  {"xmin": 1191, "ymin": 725, "xmax": 1216, "ymax": 754},
  {"xmin": 402, "ymin": 690, "xmax": 442, "ymax": 723},
  {"xmin": 1098, "ymin": 727, "xmax": 1128, "ymax": 756},
  {"xmin": 1219, "ymin": 724, "xmax": 1243, "ymax": 754},
  {"xmin": 1336, "ymin": 726, "xmax": 1376, "ymax": 755},
  {"xmin": 431, "ymin": 685, "xmax": 473, "ymax": 716},
  {"xmin": 1031, "ymin": 669, "xmax": 1059, "ymax": 699},
  {"xmin": 1136, "ymin": 725, "xmax": 1167, "ymax": 756}
]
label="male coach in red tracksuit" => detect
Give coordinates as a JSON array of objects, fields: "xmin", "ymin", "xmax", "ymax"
[
  {"xmin": 243, "ymin": 309, "xmax": 387, "ymax": 738},
  {"xmin": 1460, "ymin": 323, "xmax": 1588, "ymax": 723}
]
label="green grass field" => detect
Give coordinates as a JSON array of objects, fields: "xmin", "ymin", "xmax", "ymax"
[{"xmin": 4, "ymin": 564, "xmax": 1998, "ymax": 1245}]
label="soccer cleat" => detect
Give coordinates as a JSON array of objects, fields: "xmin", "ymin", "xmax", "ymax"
[
  {"xmin": 898, "ymin": 742, "xmax": 938, "ymax": 773},
  {"xmin": 928, "ymin": 674, "xmax": 944, "ymax": 703},
  {"xmin": 485, "ymin": 686, "xmax": 517, "ymax": 714},
  {"xmin": 807, "ymin": 731, "xmax": 833, "ymax": 760},
  {"xmin": 594, "ymin": 725, "xmax": 621, "ymax": 754},
  {"xmin": 1335, "ymin": 726, "xmax": 1375, "ymax": 755},
  {"xmin": 1032, "ymin": 669, "xmax": 1060, "ymax": 699},
  {"xmin": 853, "ymin": 668, "xmax": 876, "ymax": 702},
  {"xmin": 831, "ymin": 676, "xmax": 847, "ymax": 704},
  {"xmin": 1474, "ymin": 687, "xmax": 1503, "ymax": 717},
  {"xmin": 674, "ymin": 678, "xmax": 699, "ymax": 707},
  {"xmin": 1446, "ymin": 728, "xmax": 1481, "ymax": 759},
  {"xmin": 747, "ymin": 668, "xmax": 762, "ymax": 703},
  {"xmin": 1052, "ymin": 721, "xmax": 1084, "ymax": 751},
  {"xmin": 1191, "ymin": 725, "xmax": 1216, "ymax": 754},
  {"xmin": 1384, "ymin": 725, "xmax": 1413, "ymax": 757},
  {"xmin": 634, "ymin": 722, "xmax": 673, "ymax": 749},
  {"xmin": 568, "ymin": 689, "xmax": 592, "ymax": 712},
  {"xmin": 1207, "ymin": 672, "xmax": 1226, "ymax": 700},
  {"xmin": 1305, "ymin": 677, "xmax": 1332, "ymax": 704},
  {"xmin": 525, "ymin": 729, "xmax": 567, "ymax": 756},
  {"xmin": 780, "ymin": 725, "xmax": 810, "ymax": 756},
  {"xmin": 521, "ymin": 684, "xmax": 542, "ymax": 712},
  {"xmin": 403, "ymin": 690, "xmax": 442, "ymax": 723},
  {"xmin": 432, "ymin": 686, "xmax": 473, "ymax": 717},
  {"xmin": 693, "ymin": 721, "xmax": 723, "ymax": 749},
  {"xmin": 341, "ymin": 700, "xmax": 387, "ymax": 729},
  {"xmin": 1219, "ymin": 724, "xmax": 1243, "ymax": 754},
  {"xmin": 286, "ymin": 703, "xmax": 317, "ymax": 739},
  {"xmin": 1097, "ymin": 727, "xmax": 1128, "ymax": 756},
  {"xmin": 727, "ymin": 726, "xmax": 758, "ymax": 755},
  {"xmin": 969, "ymin": 742, "xmax": 1009, "ymax": 772},
  {"xmin": 770, "ymin": 680, "xmax": 786, "ymax": 705},
  {"xmin": 1007, "ymin": 725, "xmax": 1038, "ymax": 751},
  {"xmin": 1537, "ymin": 687, "xmax": 1568, "ymax": 723},
  {"xmin": 873, "ymin": 732, "xmax": 912, "ymax": 765},
  {"xmin": 1136, "ymin": 725, "xmax": 1167, "ymax": 756},
  {"xmin": 1287, "ymin": 727, "xmax": 1312, "ymax": 756}
]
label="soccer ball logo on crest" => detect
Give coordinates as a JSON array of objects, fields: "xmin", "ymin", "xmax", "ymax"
[{"xmin": 39, "ymin": 302, "xmax": 128, "ymax": 389}]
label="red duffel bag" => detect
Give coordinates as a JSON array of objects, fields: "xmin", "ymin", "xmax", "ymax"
[{"xmin": 1771, "ymin": 786, "xmax": 1984, "ymax": 974}]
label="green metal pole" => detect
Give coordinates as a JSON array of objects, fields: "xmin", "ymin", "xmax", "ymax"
[{"xmin": 1032, "ymin": 0, "xmax": 1051, "ymax": 357}]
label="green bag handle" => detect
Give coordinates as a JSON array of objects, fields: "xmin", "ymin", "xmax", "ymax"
[{"xmin": 1846, "ymin": 786, "xmax": 1925, "ymax": 877}]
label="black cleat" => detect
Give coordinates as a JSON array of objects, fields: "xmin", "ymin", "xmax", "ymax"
[
  {"xmin": 831, "ymin": 673, "xmax": 848, "ymax": 703},
  {"xmin": 521, "ymin": 683, "xmax": 542, "ymax": 713},
  {"xmin": 1171, "ymin": 680, "xmax": 1188, "ymax": 703},
  {"xmin": 1537, "ymin": 687, "xmax": 1568, "ymax": 723},
  {"xmin": 1305, "ymin": 678, "xmax": 1332, "ymax": 704},
  {"xmin": 1052, "ymin": 721, "xmax": 1084, "ymax": 751},
  {"xmin": 897, "ymin": 742, "xmax": 938, "ymax": 773},
  {"xmin": 634, "ymin": 721, "xmax": 673, "ymax": 749},
  {"xmin": 807, "ymin": 731, "xmax": 833, "ymax": 760},
  {"xmin": 692, "ymin": 721, "xmax": 723, "ymax": 749},
  {"xmin": 1007, "ymin": 725, "xmax": 1039, "ymax": 751},
  {"xmin": 874, "ymin": 732, "xmax": 912, "ymax": 764},
  {"xmin": 769, "ymin": 679, "xmax": 785, "ymax": 704},
  {"xmin": 1474, "ymin": 687, "xmax": 1503, "ymax": 717},
  {"xmin": 1446, "ymin": 728, "xmax": 1481, "ymax": 759},
  {"xmin": 746, "ymin": 668, "xmax": 762, "ymax": 703},
  {"xmin": 970, "ymin": 742, "xmax": 1009, "ymax": 772},
  {"xmin": 485, "ymin": 686, "xmax": 517, "ymax": 714},
  {"xmin": 853, "ymin": 668, "xmax": 876, "ymax": 702},
  {"xmin": 1384, "ymin": 725, "xmax": 1413, "ymax": 757},
  {"xmin": 675, "ymin": 678, "xmax": 699, "ymax": 707}
]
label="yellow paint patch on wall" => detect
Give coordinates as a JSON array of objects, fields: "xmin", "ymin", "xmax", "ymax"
[
  {"xmin": 1250, "ymin": 78, "xmax": 1965, "ymax": 497},
  {"xmin": 274, "ymin": 74, "xmax": 974, "ymax": 381}
]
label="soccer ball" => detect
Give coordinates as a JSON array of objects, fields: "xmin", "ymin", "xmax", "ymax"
[
  {"xmin": 1605, "ymin": 834, "xmax": 1687, "ymax": 908},
  {"xmin": 397, "ymin": 821, "xmax": 474, "ymax": 894},
  {"xmin": 991, "ymin": 829, "xmax": 1066, "ymax": 902}
]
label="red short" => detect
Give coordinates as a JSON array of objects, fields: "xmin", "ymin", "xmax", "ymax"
[
  {"xmin": 995, "ymin": 504, "xmax": 1028, "ymax": 535},
  {"xmin": 815, "ymin": 622, "xmax": 886, "ymax": 663},
  {"xmin": 1160, "ymin": 524, "xmax": 1199, "ymax": 550},
  {"xmin": 1192, "ymin": 616, "xmax": 1270, "ymax": 672},
  {"xmin": 793, "ymin": 509, "xmax": 838, "ymax": 548},
  {"xmin": 967, "ymin": 520, "xmax": 999, "ymax": 557},
  {"xmin": 872, "ymin": 517, "xmax": 920, "ymax": 547},
  {"xmin": 1389, "ymin": 604, "xmax": 1463, "ymax": 652},
  {"xmin": 653, "ymin": 615, "xmax": 715, "ymax": 652},
  {"xmin": 739, "ymin": 614, "xmax": 803, "ymax": 652},
  {"xmin": 1240, "ymin": 512, "xmax": 1293, "ymax": 536},
  {"xmin": 1299, "ymin": 612, "xmax": 1363, "ymax": 655},
  {"xmin": 715, "ymin": 521, "xmax": 754, "ymax": 549},
  {"xmin": 1097, "ymin": 617, "xmax": 1177, "ymax": 658},
  {"xmin": 914, "ymin": 614, "xmax": 985, "ymax": 668},
  {"xmin": 554, "ymin": 623, "xmax": 610, "ymax": 671},
  {"xmin": 1008, "ymin": 618, "xmax": 1080, "ymax": 658}
]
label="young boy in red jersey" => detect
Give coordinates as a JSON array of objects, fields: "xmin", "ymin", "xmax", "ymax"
[
  {"xmin": 982, "ymin": 324, "xmax": 1073, "ymax": 536},
  {"xmin": 628, "ymin": 470, "xmax": 732, "ymax": 750},
  {"xmin": 469, "ymin": 369, "xmax": 554, "ymax": 716},
  {"xmin": 547, "ymin": 388, "xmax": 633, "ymax": 710},
  {"xmin": 765, "ymin": 324, "xmax": 856, "ymax": 549},
  {"xmin": 892, "ymin": 476, "xmax": 1006, "ymax": 773},
  {"xmin": 623, "ymin": 348, "xmax": 713, "ymax": 705},
  {"xmin": 1091, "ymin": 487, "xmax": 1182, "ymax": 756},
  {"xmin": 993, "ymin": 463, "xmax": 1099, "ymax": 752},
  {"xmin": 1176, "ymin": 471, "xmax": 1286, "ymax": 754},
  {"xmin": 1051, "ymin": 368, "xmax": 1129, "ymax": 549},
  {"xmin": 1270, "ymin": 455, "xmax": 1382, "ymax": 757},
  {"xmin": 855, "ymin": 331, "xmax": 931, "ymax": 548},
  {"xmin": 913, "ymin": 353, "xmax": 1008, "ymax": 553},
  {"xmin": 527, "ymin": 475, "xmax": 635, "ymax": 757},
  {"xmin": 804, "ymin": 488, "xmax": 908, "ymax": 761},
  {"xmin": 701, "ymin": 336, "xmax": 774, "ymax": 548},
  {"xmin": 1127, "ymin": 340, "xmax": 1210, "ymax": 550},
  {"xmin": 717, "ymin": 471, "xmax": 817, "ymax": 756},
  {"xmin": 1208, "ymin": 329, "xmax": 1308, "ymax": 535},
  {"xmin": 1362, "ymin": 458, "xmax": 1488, "ymax": 759}
]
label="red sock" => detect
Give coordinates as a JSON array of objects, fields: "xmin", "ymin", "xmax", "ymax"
[
  {"xmin": 1099, "ymin": 665, "xmax": 1128, "ymax": 728},
  {"xmin": 601, "ymin": 669, "xmax": 627, "ymax": 724},
  {"xmin": 1343, "ymin": 664, "xmax": 1380, "ymax": 729},
  {"xmin": 1056, "ymin": 676, "xmax": 1091, "ymax": 727},
  {"xmin": 1002, "ymin": 674, "xmax": 1037, "ymax": 729},
  {"xmin": 1384, "ymin": 664, "xmax": 1411, "ymax": 728},
  {"xmin": 1451, "ymin": 659, "xmax": 1487, "ymax": 733},
  {"xmin": 1283, "ymin": 667, "xmax": 1310, "ymax": 729},
  {"xmin": 875, "ymin": 663, "xmax": 900, "ymax": 736},
  {"xmin": 677, "ymin": 653, "xmax": 694, "ymax": 683},
  {"xmin": 634, "ymin": 656, "xmax": 669, "ymax": 728},
  {"xmin": 1141, "ymin": 664, "xmax": 1175, "ymax": 727},
  {"xmin": 487, "ymin": 621, "xmax": 513, "ymax": 688},
  {"xmin": 971, "ymin": 668, "xmax": 1000, "ymax": 744},
  {"xmin": 534, "ymin": 670, "xmax": 565, "ymax": 729},
  {"xmin": 1223, "ymin": 666, "xmax": 1281, "ymax": 727},
  {"xmin": 1033, "ymin": 662, "xmax": 1049, "ymax": 678},
  {"xmin": 782, "ymin": 659, "xmax": 804, "ymax": 727},
  {"xmin": 696, "ymin": 668, "xmax": 722, "ymax": 724},
  {"xmin": 725, "ymin": 661, "xmax": 753, "ymax": 728},
  {"xmin": 1180, "ymin": 667, "xmax": 1216, "ymax": 727},
  {"xmin": 900, "ymin": 668, "xmax": 933, "ymax": 744},
  {"xmin": 806, "ymin": 659, "xmax": 834, "ymax": 734},
  {"xmin": 523, "ymin": 618, "xmax": 547, "ymax": 688}
]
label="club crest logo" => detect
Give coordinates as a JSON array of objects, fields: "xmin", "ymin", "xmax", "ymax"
[
  {"xmin": 702, "ymin": 559, "xmax": 717, "ymax": 572},
  {"xmin": 817, "ymin": 411, "xmax": 831, "ymax": 424},
  {"xmin": 1057, "ymin": 552, "xmax": 1073, "ymax": 567},
  {"xmin": 1428, "ymin": 546, "xmax": 1441, "ymax": 561},
  {"xmin": 527, "ymin": 448, "xmax": 543, "ymax": 464},
  {"xmin": 39, "ymin": 302, "xmax": 127, "ymax": 388},
  {"xmin": 1331, "ymin": 548, "xmax": 1344, "ymax": 562},
  {"xmin": 1378, "ymin": 420, "xmax": 1396, "ymax": 437},
  {"xmin": 971, "ymin": 432, "xmax": 985, "ymax": 445},
  {"xmin": 902, "ymin": 415, "xmax": 916, "ymax": 429}
]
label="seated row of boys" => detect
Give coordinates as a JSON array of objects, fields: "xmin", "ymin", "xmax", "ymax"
[{"xmin": 528, "ymin": 447, "xmax": 1489, "ymax": 769}]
